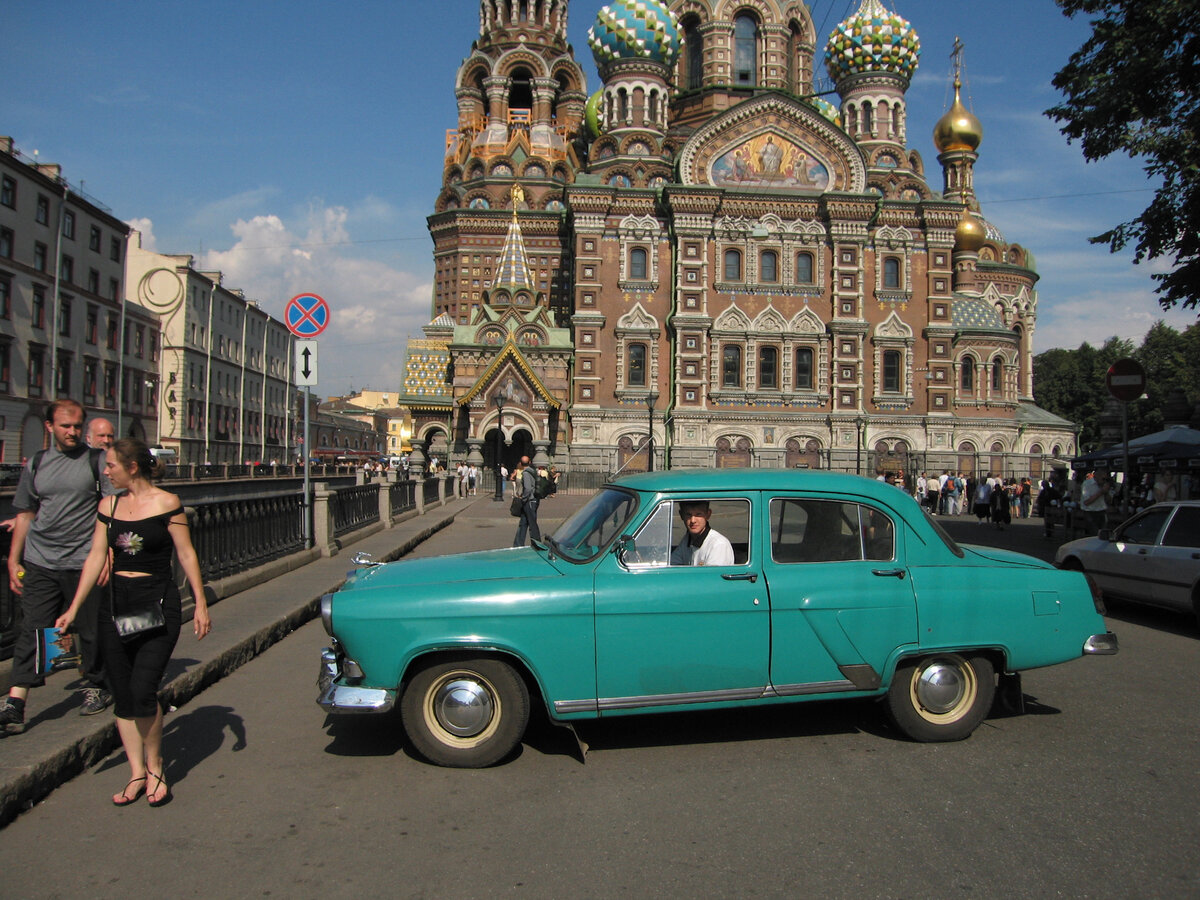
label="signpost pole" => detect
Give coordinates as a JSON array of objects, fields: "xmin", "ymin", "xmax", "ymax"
[
  {"xmin": 1122, "ymin": 401, "xmax": 1130, "ymax": 517},
  {"xmin": 304, "ymin": 386, "xmax": 312, "ymax": 549}
]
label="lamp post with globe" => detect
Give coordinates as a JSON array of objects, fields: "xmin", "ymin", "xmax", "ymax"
[{"xmin": 493, "ymin": 395, "xmax": 505, "ymax": 501}]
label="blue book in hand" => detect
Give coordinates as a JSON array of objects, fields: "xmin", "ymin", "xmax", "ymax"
[{"xmin": 35, "ymin": 627, "xmax": 79, "ymax": 676}]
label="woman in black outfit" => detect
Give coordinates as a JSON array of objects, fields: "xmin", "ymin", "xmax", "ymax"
[{"xmin": 57, "ymin": 439, "xmax": 210, "ymax": 807}]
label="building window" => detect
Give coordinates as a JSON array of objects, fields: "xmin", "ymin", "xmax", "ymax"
[
  {"xmin": 60, "ymin": 255, "xmax": 73, "ymax": 284},
  {"xmin": 104, "ymin": 363, "xmax": 117, "ymax": 408},
  {"xmin": 36, "ymin": 195, "xmax": 49, "ymax": 225},
  {"xmin": 795, "ymin": 347, "xmax": 814, "ymax": 390},
  {"xmin": 796, "ymin": 251, "xmax": 813, "ymax": 284},
  {"xmin": 108, "ymin": 278, "xmax": 119, "ymax": 301},
  {"xmin": 722, "ymin": 344, "xmax": 742, "ymax": 387},
  {"xmin": 58, "ymin": 297, "xmax": 71, "ymax": 336},
  {"xmin": 628, "ymin": 342, "xmax": 647, "ymax": 386},
  {"xmin": 992, "ymin": 356, "xmax": 1003, "ymax": 391},
  {"xmin": 760, "ymin": 250, "xmax": 778, "ymax": 283},
  {"xmin": 83, "ymin": 358, "xmax": 98, "ymax": 401},
  {"xmin": 759, "ymin": 346, "xmax": 778, "ymax": 389},
  {"xmin": 28, "ymin": 345, "xmax": 45, "ymax": 396},
  {"xmin": 724, "ymin": 248, "xmax": 742, "ymax": 281},
  {"xmin": 0, "ymin": 342, "xmax": 10, "ymax": 391},
  {"xmin": 961, "ymin": 357, "xmax": 974, "ymax": 391},
  {"xmin": 629, "ymin": 247, "xmax": 648, "ymax": 280},
  {"xmin": 684, "ymin": 18, "xmax": 703, "ymax": 90},
  {"xmin": 883, "ymin": 350, "xmax": 901, "ymax": 392},
  {"xmin": 0, "ymin": 277, "xmax": 9, "ymax": 319},
  {"xmin": 135, "ymin": 325, "xmax": 145, "ymax": 359},
  {"xmin": 62, "ymin": 210, "xmax": 75, "ymax": 240},
  {"xmin": 106, "ymin": 313, "xmax": 119, "ymax": 349},
  {"xmin": 87, "ymin": 268, "xmax": 99, "ymax": 294},
  {"xmin": 89, "ymin": 225, "xmax": 102, "ymax": 252},
  {"xmin": 56, "ymin": 352, "xmax": 72, "ymax": 397},
  {"xmin": 110, "ymin": 237, "xmax": 121, "ymax": 262},
  {"xmin": 34, "ymin": 242, "xmax": 47, "ymax": 271},
  {"xmin": 0, "ymin": 227, "xmax": 12, "ymax": 258},
  {"xmin": 883, "ymin": 257, "xmax": 901, "ymax": 289},
  {"xmin": 0, "ymin": 176, "xmax": 15, "ymax": 208},
  {"xmin": 32, "ymin": 286, "xmax": 46, "ymax": 328},
  {"xmin": 734, "ymin": 14, "xmax": 759, "ymax": 86}
]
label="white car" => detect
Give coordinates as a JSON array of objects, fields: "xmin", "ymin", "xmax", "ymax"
[{"xmin": 1056, "ymin": 500, "xmax": 1200, "ymax": 629}]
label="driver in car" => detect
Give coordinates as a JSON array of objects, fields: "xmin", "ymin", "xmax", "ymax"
[{"xmin": 670, "ymin": 500, "xmax": 735, "ymax": 566}]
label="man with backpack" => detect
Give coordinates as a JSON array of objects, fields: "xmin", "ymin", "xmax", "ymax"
[
  {"xmin": 1, "ymin": 400, "xmax": 114, "ymax": 735},
  {"xmin": 511, "ymin": 456, "xmax": 542, "ymax": 547}
]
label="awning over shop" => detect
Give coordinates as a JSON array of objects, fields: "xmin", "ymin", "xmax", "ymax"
[{"xmin": 1072, "ymin": 425, "xmax": 1200, "ymax": 471}]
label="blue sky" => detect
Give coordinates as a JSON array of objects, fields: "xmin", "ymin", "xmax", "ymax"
[{"xmin": 6, "ymin": 0, "xmax": 1195, "ymax": 397}]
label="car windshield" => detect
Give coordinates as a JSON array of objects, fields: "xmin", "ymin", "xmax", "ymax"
[
  {"xmin": 921, "ymin": 506, "xmax": 964, "ymax": 558},
  {"xmin": 548, "ymin": 486, "xmax": 640, "ymax": 563}
]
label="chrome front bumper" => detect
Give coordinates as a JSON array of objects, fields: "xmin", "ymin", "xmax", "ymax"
[
  {"xmin": 1083, "ymin": 632, "xmax": 1119, "ymax": 655},
  {"xmin": 317, "ymin": 647, "xmax": 396, "ymax": 714}
]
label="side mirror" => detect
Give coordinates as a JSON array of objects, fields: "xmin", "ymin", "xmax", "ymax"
[
  {"xmin": 614, "ymin": 534, "xmax": 634, "ymax": 559},
  {"xmin": 1097, "ymin": 529, "xmax": 1112, "ymax": 542}
]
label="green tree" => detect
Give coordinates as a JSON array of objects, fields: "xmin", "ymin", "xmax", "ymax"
[{"xmin": 1046, "ymin": 0, "xmax": 1200, "ymax": 312}]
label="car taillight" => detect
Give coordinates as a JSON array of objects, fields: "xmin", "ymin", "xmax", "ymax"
[{"xmin": 1082, "ymin": 573, "xmax": 1106, "ymax": 615}]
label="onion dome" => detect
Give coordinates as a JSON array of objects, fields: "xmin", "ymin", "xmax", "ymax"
[
  {"xmin": 934, "ymin": 80, "xmax": 983, "ymax": 152},
  {"xmin": 809, "ymin": 96, "xmax": 843, "ymax": 128},
  {"xmin": 825, "ymin": 0, "xmax": 920, "ymax": 85},
  {"xmin": 954, "ymin": 208, "xmax": 986, "ymax": 253},
  {"xmin": 588, "ymin": 0, "xmax": 682, "ymax": 69},
  {"xmin": 585, "ymin": 89, "xmax": 604, "ymax": 138}
]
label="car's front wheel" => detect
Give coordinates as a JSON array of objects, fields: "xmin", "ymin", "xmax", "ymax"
[
  {"xmin": 401, "ymin": 658, "xmax": 530, "ymax": 767},
  {"xmin": 885, "ymin": 653, "xmax": 995, "ymax": 742}
]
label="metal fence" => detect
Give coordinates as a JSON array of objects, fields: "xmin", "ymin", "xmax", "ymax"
[
  {"xmin": 389, "ymin": 479, "xmax": 417, "ymax": 517},
  {"xmin": 331, "ymin": 484, "xmax": 380, "ymax": 537},
  {"xmin": 190, "ymin": 491, "xmax": 306, "ymax": 581}
]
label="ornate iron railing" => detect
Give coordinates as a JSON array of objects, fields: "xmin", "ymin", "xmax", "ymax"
[
  {"xmin": 189, "ymin": 491, "xmax": 306, "ymax": 581},
  {"xmin": 422, "ymin": 476, "xmax": 441, "ymax": 506},
  {"xmin": 390, "ymin": 480, "xmax": 416, "ymax": 518},
  {"xmin": 332, "ymin": 484, "xmax": 380, "ymax": 537}
]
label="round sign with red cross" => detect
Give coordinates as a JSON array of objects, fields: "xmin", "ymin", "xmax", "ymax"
[
  {"xmin": 1106, "ymin": 357, "xmax": 1146, "ymax": 403},
  {"xmin": 285, "ymin": 293, "xmax": 331, "ymax": 338}
]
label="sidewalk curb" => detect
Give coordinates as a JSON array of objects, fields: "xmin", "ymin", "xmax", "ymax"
[{"xmin": 0, "ymin": 502, "xmax": 466, "ymax": 828}]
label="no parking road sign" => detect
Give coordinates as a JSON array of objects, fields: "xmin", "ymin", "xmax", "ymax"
[{"xmin": 285, "ymin": 293, "xmax": 330, "ymax": 338}]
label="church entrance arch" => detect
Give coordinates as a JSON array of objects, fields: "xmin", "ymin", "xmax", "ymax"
[
  {"xmin": 716, "ymin": 436, "xmax": 752, "ymax": 468},
  {"xmin": 786, "ymin": 437, "xmax": 822, "ymax": 469},
  {"xmin": 616, "ymin": 434, "xmax": 649, "ymax": 473}
]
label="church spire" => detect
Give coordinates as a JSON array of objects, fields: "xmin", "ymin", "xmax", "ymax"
[{"xmin": 484, "ymin": 184, "xmax": 538, "ymax": 305}]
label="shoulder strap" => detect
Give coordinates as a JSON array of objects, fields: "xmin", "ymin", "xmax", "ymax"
[{"xmin": 30, "ymin": 448, "xmax": 47, "ymax": 477}]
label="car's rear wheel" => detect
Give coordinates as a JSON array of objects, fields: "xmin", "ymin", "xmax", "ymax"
[
  {"xmin": 885, "ymin": 653, "xmax": 995, "ymax": 742},
  {"xmin": 401, "ymin": 658, "xmax": 529, "ymax": 768}
]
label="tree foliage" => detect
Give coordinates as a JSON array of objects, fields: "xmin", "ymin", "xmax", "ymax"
[
  {"xmin": 1033, "ymin": 322, "xmax": 1200, "ymax": 450},
  {"xmin": 1046, "ymin": 0, "xmax": 1200, "ymax": 312}
]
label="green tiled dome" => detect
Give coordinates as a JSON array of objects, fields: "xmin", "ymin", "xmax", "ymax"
[
  {"xmin": 588, "ymin": 0, "xmax": 682, "ymax": 69},
  {"xmin": 825, "ymin": 0, "xmax": 920, "ymax": 85}
]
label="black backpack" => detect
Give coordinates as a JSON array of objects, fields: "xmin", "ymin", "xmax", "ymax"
[{"xmin": 534, "ymin": 473, "xmax": 551, "ymax": 499}]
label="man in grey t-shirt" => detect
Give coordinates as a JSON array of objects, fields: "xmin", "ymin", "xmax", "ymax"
[{"xmin": 1, "ymin": 400, "xmax": 113, "ymax": 736}]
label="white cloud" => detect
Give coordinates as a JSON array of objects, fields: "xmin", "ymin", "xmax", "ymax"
[
  {"xmin": 126, "ymin": 217, "xmax": 157, "ymax": 250},
  {"xmin": 197, "ymin": 203, "xmax": 433, "ymax": 396}
]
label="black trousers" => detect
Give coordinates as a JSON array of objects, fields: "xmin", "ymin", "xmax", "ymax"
[
  {"xmin": 10, "ymin": 563, "xmax": 105, "ymax": 691},
  {"xmin": 99, "ymin": 576, "xmax": 182, "ymax": 719}
]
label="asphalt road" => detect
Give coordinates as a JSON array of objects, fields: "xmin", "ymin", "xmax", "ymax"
[{"xmin": 3, "ymin": 502, "xmax": 1198, "ymax": 899}]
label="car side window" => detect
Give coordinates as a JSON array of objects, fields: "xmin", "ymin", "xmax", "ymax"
[
  {"xmin": 1162, "ymin": 507, "xmax": 1200, "ymax": 548},
  {"xmin": 628, "ymin": 498, "xmax": 751, "ymax": 568},
  {"xmin": 1116, "ymin": 507, "xmax": 1171, "ymax": 545},
  {"xmin": 770, "ymin": 498, "xmax": 893, "ymax": 563}
]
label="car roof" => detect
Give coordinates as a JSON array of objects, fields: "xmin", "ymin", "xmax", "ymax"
[{"xmin": 610, "ymin": 468, "xmax": 907, "ymax": 501}]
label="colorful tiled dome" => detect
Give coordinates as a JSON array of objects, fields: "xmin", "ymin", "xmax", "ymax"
[
  {"xmin": 588, "ymin": 0, "xmax": 682, "ymax": 69},
  {"xmin": 825, "ymin": 0, "xmax": 920, "ymax": 85}
]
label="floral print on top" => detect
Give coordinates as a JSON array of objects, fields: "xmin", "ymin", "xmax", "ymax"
[{"xmin": 99, "ymin": 502, "xmax": 184, "ymax": 578}]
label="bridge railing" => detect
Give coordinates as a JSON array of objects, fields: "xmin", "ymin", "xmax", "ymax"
[
  {"xmin": 331, "ymin": 484, "xmax": 380, "ymax": 537},
  {"xmin": 190, "ymin": 490, "xmax": 306, "ymax": 581}
]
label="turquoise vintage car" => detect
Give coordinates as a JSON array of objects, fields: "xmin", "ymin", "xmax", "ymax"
[{"xmin": 318, "ymin": 470, "xmax": 1117, "ymax": 767}]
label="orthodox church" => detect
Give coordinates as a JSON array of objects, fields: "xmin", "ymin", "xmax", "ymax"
[{"xmin": 400, "ymin": 0, "xmax": 1076, "ymax": 478}]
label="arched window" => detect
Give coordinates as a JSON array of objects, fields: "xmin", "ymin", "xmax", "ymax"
[
  {"xmin": 961, "ymin": 357, "xmax": 974, "ymax": 391},
  {"xmin": 796, "ymin": 251, "xmax": 814, "ymax": 284},
  {"xmin": 883, "ymin": 350, "xmax": 901, "ymax": 392},
  {"xmin": 759, "ymin": 346, "xmax": 778, "ymax": 389},
  {"xmin": 629, "ymin": 247, "xmax": 648, "ymax": 280},
  {"xmin": 862, "ymin": 101, "xmax": 873, "ymax": 134},
  {"xmin": 787, "ymin": 22, "xmax": 804, "ymax": 93},
  {"xmin": 509, "ymin": 67, "xmax": 533, "ymax": 112},
  {"xmin": 760, "ymin": 250, "xmax": 778, "ymax": 283},
  {"xmin": 724, "ymin": 248, "xmax": 742, "ymax": 281},
  {"xmin": 992, "ymin": 356, "xmax": 1003, "ymax": 391},
  {"xmin": 734, "ymin": 15, "xmax": 758, "ymax": 86},
  {"xmin": 722, "ymin": 345, "xmax": 742, "ymax": 387},
  {"xmin": 883, "ymin": 257, "xmax": 901, "ymax": 289},
  {"xmin": 628, "ymin": 342, "xmax": 646, "ymax": 386},
  {"xmin": 795, "ymin": 347, "xmax": 814, "ymax": 390},
  {"xmin": 684, "ymin": 19, "xmax": 703, "ymax": 90}
]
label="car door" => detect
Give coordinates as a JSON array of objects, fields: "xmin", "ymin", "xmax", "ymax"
[
  {"xmin": 1093, "ymin": 506, "xmax": 1173, "ymax": 601},
  {"xmin": 593, "ymin": 496, "xmax": 768, "ymax": 711},
  {"xmin": 763, "ymin": 496, "xmax": 917, "ymax": 694},
  {"xmin": 1146, "ymin": 505, "xmax": 1200, "ymax": 612}
]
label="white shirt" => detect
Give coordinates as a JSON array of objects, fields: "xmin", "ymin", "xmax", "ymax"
[{"xmin": 670, "ymin": 527, "xmax": 734, "ymax": 566}]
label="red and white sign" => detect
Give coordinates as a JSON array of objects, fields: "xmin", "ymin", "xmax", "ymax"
[
  {"xmin": 1106, "ymin": 357, "xmax": 1146, "ymax": 403},
  {"xmin": 285, "ymin": 293, "xmax": 331, "ymax": 338}
]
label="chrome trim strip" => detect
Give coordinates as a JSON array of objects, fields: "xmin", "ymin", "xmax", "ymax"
[
  {"xmin": 1083, "ymin": 632, "xmax": 1119, "ymax": 655},
  {"xmin": 769, "ymin": 679, "xmax": 859, "ymax": 697},
  {"xmin": 554, "ymin": 698, "xmax": 599, "ymax": 714}
]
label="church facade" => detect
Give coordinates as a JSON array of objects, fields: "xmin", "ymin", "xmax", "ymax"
[{"xmin": 401, "ymin": 0, "xmax": 1076, "ymax": 480}]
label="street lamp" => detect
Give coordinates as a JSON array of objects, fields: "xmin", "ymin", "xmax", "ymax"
[
  {"xmin": 646, "ymin": 390, "xmax": 659, "ymax": 472},
  {"xmin": 855, "ymin": 415, "xmax": 867, "ymax": 476},
  {"xmin": 493, "ymin": 395, "xmax": 505, "ymax": 501}
]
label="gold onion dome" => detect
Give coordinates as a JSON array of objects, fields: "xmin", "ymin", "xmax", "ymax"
[
  {"xmin": 954, "ymin": 209, "xmax": 986, "ymax": 252},
  {"xmin": 934, "ymin": 80, "xmax": 983, "ymax": 152}
]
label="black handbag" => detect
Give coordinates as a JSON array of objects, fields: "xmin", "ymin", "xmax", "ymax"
[
  {"xmin": 510, "ymin": 496, "xmax": 524, "ymax": 517},
  {"xmin": 105, "ymin": 498, "xmax": 166, "ymax": 641}
]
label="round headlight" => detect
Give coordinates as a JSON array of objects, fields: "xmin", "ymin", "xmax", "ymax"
[{"xmin": 320, "ymin": 593, "xmax": 334, "ymax": 635}]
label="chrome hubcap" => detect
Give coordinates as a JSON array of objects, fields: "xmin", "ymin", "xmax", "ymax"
[
  {"xmin": 914, "ymin": 661, "xmax": 966, "ymax": 714},
  {"xmin": 433, "ymin": 677, "xmax": 494, "ymax": 737}
]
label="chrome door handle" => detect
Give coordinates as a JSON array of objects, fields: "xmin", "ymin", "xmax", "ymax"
[
  {"xmin": 722, "ymin": 572, "xmax": 758, "ymax": 583},
  {"xmin": 872, "ymin": 568, "xmax": 906, "ymax": 579}
]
